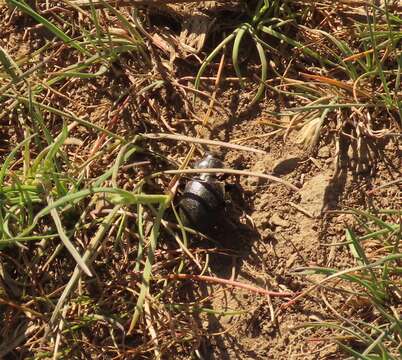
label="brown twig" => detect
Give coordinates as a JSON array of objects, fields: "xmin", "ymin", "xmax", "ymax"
[
  {"xmin": 0, "ymin": 297, "xmax": 44, "ymax": 319},
  {"xmin": 161, "ymin": 274, "xmax": 296, "ymax": 297}
]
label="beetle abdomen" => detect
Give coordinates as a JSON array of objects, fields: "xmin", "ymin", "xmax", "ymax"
[{"xmin": 179, "ymin": 179, "xmax": 225, "ymax": 232}]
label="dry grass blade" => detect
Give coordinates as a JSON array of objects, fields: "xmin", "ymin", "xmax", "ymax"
[
  {"xmin": 162, "ymin": 168, "xmax": 300, "ymax": 191},
  {"xmin": 299, "ymin": 72, "xmax": 372, "ymax": 99},
  {"xmin": 161, "ymin": 274, "xmax": 296, "ymax": 297},
  {"xmin": 142, "ymin": 133, "xmax": 267, "ymax": 154},
  {"xmin": 73, "ymin": 0, "xmax": 234, "ymax": 7}
]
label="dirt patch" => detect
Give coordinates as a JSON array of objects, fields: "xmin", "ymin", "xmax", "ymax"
[{"xmin": 184, "ymin": 113, "xmax": 401, "ymax": 359}]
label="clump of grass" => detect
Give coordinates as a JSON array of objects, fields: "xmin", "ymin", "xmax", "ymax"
[
  {"xmin": 269, "ymin": 1, "xmax": 401, "ymax": 150},
  {"xmin": 195, "ymin": 1, "xmax": 401, "ymax": 152},
  {"xmin": 195, "ymin": 0, "xmax": 336, "ymax": 107},
  {"xmin": 1, "ymin": 3, "xmax": 285, "ymax": 358},
  {"xmin": 0, "ymin": 1, "xmax": 171, "ymax": 357},
  {"xmin": 293, "ymin": 208, "xmax": 401, "ymax": 359}
]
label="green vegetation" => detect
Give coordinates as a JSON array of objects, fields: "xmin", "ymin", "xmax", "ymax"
[
  {"xmin": 295, "ymin": 208, "xmax": 401, "ymax": 359},
  {"xmin": 0, "ymin": 0, "xmax": 400, "ymax": 358}
]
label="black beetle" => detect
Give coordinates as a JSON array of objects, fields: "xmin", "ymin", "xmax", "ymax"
[{"xmin": 178, "ymin": 154, "xmax": 225, "ymax": 232}]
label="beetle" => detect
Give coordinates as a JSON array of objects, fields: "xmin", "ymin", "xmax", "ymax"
[{"xmin": 178, "ymin": 154, "xmax": 226, "ymax": 232}]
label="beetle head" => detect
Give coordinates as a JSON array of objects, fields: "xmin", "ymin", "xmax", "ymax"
[{"xmin": 195, "ymin": 154, "xmax": 223, "ymax": 181}]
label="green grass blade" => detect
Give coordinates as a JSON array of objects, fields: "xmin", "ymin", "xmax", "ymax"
[
  {"xmin": 336, "ymin": 341, "xmax": 378, "ymax": 360},
  {"xmin": 366, "ymin": 5, "xmax": 392, "ymax": 109},
  {"xmin": 194, "ymin": 31, "xmax": 237, "ymax": 99},
  {"xmin": 134, "ymin": 202, "xmax": 145, "ymax": 272},
  {"xmin": 49, "ymin": 198, "xmax": 92, "ymax": 277},
  {"xmin": 99, "ymin": 0, "xmax": 143, "ymax": 44},
  {"xmin": 0, "ymin": 45, "xmax": 21, "ymax": 80},
  {"xmin": 8, "ymin": 0, "xmax": 88, "ymax": 55},
  {"xmin": 232, "ymin": 24, "xmax": 248, "ymax": 88},
  {"xmin": 0, "ymin": 135, "xmax": 36, "ymax": 189},
  {"xmin": 315, "ymin": 29, "xmax": 363, "ymax": 78},
  {"xmin": 50, "ymin": 206, "xmax": 121, "ymax": 325},
  {"xmin": 15, "ymin": 188, "xmax": 168, "ymax": 239},
  {"xmin": 128, "ymin": 201, "xmax": 168, "ymax": 333},
  {"xmin": 298, "ymin": 321, "xmax": 371, "ymax": 343},
  {"xmin": 260, "ymin": 25, "xmax": 338, "ymax": 67},
  {"xmin": 249, "ymin": 40, "xmax": 267, "ymax": 107},
  {"xmin": 6, "ymin": 95, "xmax": 124, "ymax": 141}
]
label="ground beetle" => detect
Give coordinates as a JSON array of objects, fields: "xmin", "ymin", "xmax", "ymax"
[{"xmin": 178, "ymin": 154, "xmax": 225, "ymax": 232}]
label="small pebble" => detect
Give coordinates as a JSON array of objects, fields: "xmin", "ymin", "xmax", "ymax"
[
  {"xmin": 318, "ymin": 145, "xmax": 330, "ymax": 158},
  {"xmin": 270, "ymin": 213, "xmax": 290, "ymax": 228}
]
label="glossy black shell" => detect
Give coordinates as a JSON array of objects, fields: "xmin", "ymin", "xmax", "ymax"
[{"xmin": 179, "ymin": 155, "xmax": 225, "ymax": 232}]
